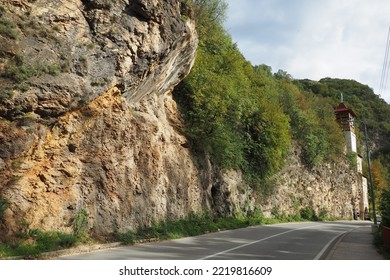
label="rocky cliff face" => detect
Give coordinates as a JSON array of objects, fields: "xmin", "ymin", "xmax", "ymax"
[
  {"xmin": 1, "ymin": 0, "xmax": 359, "ymax": 237},
  {"xmin": 0, "ymin": 0, "xmax": 197, "ymax": 119},
  {"xmin": 2, "ymin": 87, "xmax": 201, "ymax": 233},
  {"xmin": 262, "ymin": 146, "xmax": 360, "ymax": 220},
  {"xmin": 0, "ymin": 0, "xmax": 201, "ymax": 234}
]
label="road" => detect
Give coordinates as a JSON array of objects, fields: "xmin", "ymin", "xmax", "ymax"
[{"xmin": 58, "ymin": 221, "xmax": 370, "ymax": 260}]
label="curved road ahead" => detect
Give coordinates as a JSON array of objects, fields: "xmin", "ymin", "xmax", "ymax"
[{"xmin": 58, "ymin": 221, "xmax": 372, "ymax": 260}]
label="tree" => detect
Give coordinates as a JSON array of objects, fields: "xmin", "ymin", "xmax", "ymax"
[
  {"xmin": 192, "ymin": 0, "xmax": 228, "ymax": 39},
  {"xmin": 379, "ymin": 187, "xmax": 390, "ymax": 227},
  {"xmin": 173, "ymin": 0, "xmax": 291, "ymax": 187},
  {"xmin": 372, "ymin": 159, "xmax": 390, "ymax": 203},
  {"xmin": 274, "ymin": 69, "xmax": 292, "ymax": 81}
]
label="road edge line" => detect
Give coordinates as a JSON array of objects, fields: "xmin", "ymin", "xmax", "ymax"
[{"xmin": 314, "ymin": 232, "xmax": 346, "ymax": 260}]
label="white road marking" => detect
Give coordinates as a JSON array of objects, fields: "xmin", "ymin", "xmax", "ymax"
[
  {"xmin": 313, "ymin": 232, "xmax": 345, "ymax": 260},
  {"xmin": 199, "ymin": 224, "xmax": 324, "ymax": 260}
]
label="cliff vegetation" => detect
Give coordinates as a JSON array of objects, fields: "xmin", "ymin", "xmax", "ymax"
[{"xmin": 175, "ymin": 0, "xmax": 390, "ymax": 217}]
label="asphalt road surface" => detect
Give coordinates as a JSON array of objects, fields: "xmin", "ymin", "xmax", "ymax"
[{"xmin": 58, "ymin": 221, "xmax": 369, "ymax": 260}]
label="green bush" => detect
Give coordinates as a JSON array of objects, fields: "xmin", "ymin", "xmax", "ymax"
[
  {"xmin": 72, "ymin": 209, "xmax": 89, "ymax": 239},
  {"xmin": 318, "ymin": 208, "xmax": 329, "ymax": 221},
  {"xmin": 279, "ymin": 86, "xmax": 344, "ymax": 168},
  {"xmin": 0, "ymin": 88, "xmax": 14, "ymax": 101},
  {"xmin": 0, "ymin": 18, "xmax": 18, "ymax": 39},
  {"xmin": 300, "ymin": 207, "xmax": 318, "ymax": 221},
  {"xmin": 2, "ymin": 63, "xmax": 37, "ymax": 83},
  {"xmin": 379, "ymin": 188, "xmax": 390, "ymax": 227},
  {"xmin": 115, "ymin": 230, "xmax": 136, "ymax": 245},
  {"xmin": 0, "ymin": 229, "xmax": 77, "ymax": 258},
  {"xmin": 1, "ymin": 54, "xmax": 61, "ymax": 83},
  {"xmin": 247, "ymin": 207, "xmax": 264, "ymax": 225},
  {"xmin": 347, "ymin": 152, "xmax": 358, "ymax": 169},
  {"xmin": 0, "ymin": 197, "xmax": 9, "ymax": 221},
  {"xmin": 57, "ymin": 232, "xmax": 77, "ymax": 248},
  {"xmin": 271, "ymin": 207, "xmax": 282, "ymax": 219}
]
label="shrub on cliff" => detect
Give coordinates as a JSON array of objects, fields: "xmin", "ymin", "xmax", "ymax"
[
  {"xmin": 0, "ymin": 197, "xmax": 9, "ymax": 222},
  {"xmin": 72, "ymin": 209, "xmax": 89, "ymax": 241},
  {"xmin": 300, "ymin": 207, "xmax": 318, "ymax": 221}
]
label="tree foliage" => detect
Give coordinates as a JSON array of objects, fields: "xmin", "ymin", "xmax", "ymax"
[
  {"xmin": 174, "ymin": 0, "xmax": 390, "ymax": 191},
  {"xmin": 191, "ymin": 0, "xmax": 228, "ymax": 39},
  {"xmin": 174, "ymin": 1, "xmax": 293, "ymax": 187},
  {"xmin": 379, "ymin": 188, "xmax": 390, "ymax": 227},
  {"xmin": 298, "ymin": 78, "xmax": 390, "ymax": 180},
  {"xmin": 279, "ymin": 81, "xmax": 344, "ymax": 167}
]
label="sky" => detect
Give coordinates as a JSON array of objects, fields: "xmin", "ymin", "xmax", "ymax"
[{"xmin": 223, "ymin": 0, "xmax": 390, "ymax": 104}]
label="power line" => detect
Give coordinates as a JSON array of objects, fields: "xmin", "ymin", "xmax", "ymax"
[
  {"xmin": 379, "ymin": 26, "xmax": 390, "ymax": 96},
  {"xmin": 381, "ymin": 28, "xmax": 390, "ymax": 94},
  {"xmin": 379, "ymin": 27, "xmax": 389, "ymax": 94}
]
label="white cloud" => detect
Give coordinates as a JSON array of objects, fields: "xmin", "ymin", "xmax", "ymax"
[{"xmin": 224, "ymin": 0, "xmax": 390, "ymax": 103}]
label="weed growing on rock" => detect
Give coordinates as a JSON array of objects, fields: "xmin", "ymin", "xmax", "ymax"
[
  {"xmin": 0, "ymin": 197, "xmax": 9, "ymax": 221},
  {"xmin": 72, "ymin": 209, "xmax": 89, "ymax": 241},
  {"xmin": 1, "ymin": 53, "xmax": 61, "ymax": 84},
  {"xmin": 0, "ymin": 18, "xmax": 18, "ymax": 39}
]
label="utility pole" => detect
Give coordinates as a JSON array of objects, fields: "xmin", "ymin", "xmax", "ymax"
[{"xmin": 363, "ymin": 123, "xmax": 378, "ymax": 225}]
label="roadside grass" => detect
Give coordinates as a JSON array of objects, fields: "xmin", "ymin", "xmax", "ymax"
[
  {"xmin": 114, "ymin": 207, "xmax": 334, "ymax": 246},
  {"xmin": 0, "ymin": 229, "xmax": 78, "ymax": 259},
  {"xmin": 115, "ymin": 212, "xmax": 260, "ymax": 245}
]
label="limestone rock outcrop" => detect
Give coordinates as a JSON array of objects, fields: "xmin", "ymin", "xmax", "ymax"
[
  {"xmin": 0, "ymin": 0, "xmax": 197, "ymax": 120},
  {"xmin": 261, "ymin": 146, "xmax": 360, "ymax": 220},
  {"xmin": 0, "ymin": 0, "xmax": 207, "ymax": 234}
]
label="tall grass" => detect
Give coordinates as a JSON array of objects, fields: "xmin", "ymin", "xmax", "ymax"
[
  {"xmin": 116, "ymin": 209, "xmax": 271, "ymax": 245},
  {"xmin": 0, "ymin": 229, "xmax": 77, "ymax": 259}
]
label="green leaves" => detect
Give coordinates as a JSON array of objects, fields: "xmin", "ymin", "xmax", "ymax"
[
  {"xmin": 242, "ymin": 99, "xmax": 291, "ymax": 180},
  {"xmin": 1, "ymin": 53, "xmax": 61, "ymax": 83},
  {"xmin": 0, "ymin": 197, "xmax": 9, "ymax": 221},
  {"xmin": 379, "ymin": 188, "xmax": 390, "ymax": 227},
  {"xmin": 192, "ymin": 0, "xmax": 228, "ymax": 39},
  {"xmin": 175, "ymin": 0, "xmax": 368, "ymax": 190},
  {"xmin": 278, "ymin": 82, "xmax": 345, "ymax": 168},
  {"xmin": 174, "ymin": 5, "xmax": 291, "ymax": 187},
  {"xmin": 302, "ymin": 129, "xmax": 328, "ymax": 167},
  {"xmin": 72, "ymin": 209, "xmax": 89, "ymax": 240},
  {"xmin": 0, "ymin": 18, "xmax": 19, "ymax": 39}
]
